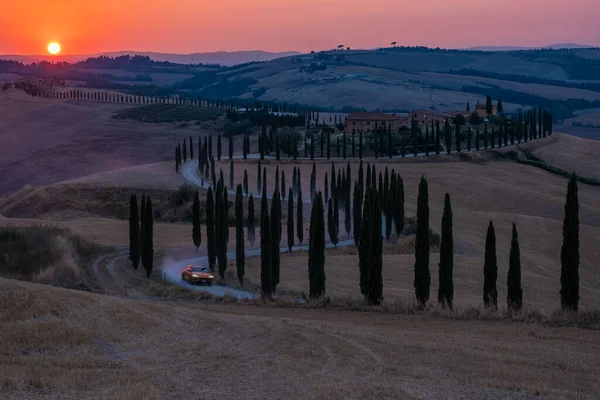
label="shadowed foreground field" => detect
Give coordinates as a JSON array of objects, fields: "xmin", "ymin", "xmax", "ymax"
[{"xmin": 2, "ymin": 278, "xmax": 600, "ymax": 400}]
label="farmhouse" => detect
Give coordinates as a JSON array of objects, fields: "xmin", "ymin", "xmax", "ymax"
[
  {"xmin": 475, "ymin": 101, "xmax": 497, "ymax": 118},
  {"xmin": 344, "ymin": 112, "xmax": 401, "ymax": 134}
]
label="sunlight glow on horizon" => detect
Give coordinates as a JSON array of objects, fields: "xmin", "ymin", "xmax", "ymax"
[{"xmin": 2, "ymin": 0, "xmax": 599, "ymax": 55}]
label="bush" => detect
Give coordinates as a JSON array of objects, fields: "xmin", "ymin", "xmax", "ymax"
[
  {"xmin": 0, "ymin": 226, "xmax": 99, "ymax": 287},
  {"xmin": 171, "ymin": 184, "xmax": 196, "ymax": 206},
  {"xmin": 114, "ymin": 104, "xmax": 223, "ymax": 123}
]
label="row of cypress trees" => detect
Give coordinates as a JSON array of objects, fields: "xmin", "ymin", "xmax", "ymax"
[{"xmin": 175, "ymin": 106, "xmax": 553, "ymax": 173}]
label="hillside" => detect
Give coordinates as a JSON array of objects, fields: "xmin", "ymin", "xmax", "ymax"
[
  {"xmin": 163, "ymin": 47, "xmax": 600, "ymax": 118},
  {"xmin": 2, "ymin": 278, "xmax": 600, "ymax": 399}
]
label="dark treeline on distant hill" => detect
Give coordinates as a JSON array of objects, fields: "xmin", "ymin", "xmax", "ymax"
[
  {"xmin": 449, "ymin": 69, "xmax": 600, "ymax": 93},
  {"xmin": 461, "ymin": 84, "xmax": 600, "ymax": 122}
]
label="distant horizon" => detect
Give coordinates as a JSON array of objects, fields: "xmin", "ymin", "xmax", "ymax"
[
  {"xmin": 3, "ymin": 0, "xmax": 600, "ymax": 55},
  {"xmin": 2, "ymin": 42, "xmax": 599, "ymax": 59}
]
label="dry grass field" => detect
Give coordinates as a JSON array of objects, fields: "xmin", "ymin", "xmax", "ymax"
[
  {"xmin": 215, "ymin": 137, "xmax": 600, "ymax": 312},
  {"xmin": 530, "ymin": 133, "xmax": 600, "ymax": 180},
  {"xmin": 2, "ymin": 278, "xmax": 600, "ymax": 400},
  {"xmin": 0, "ymin": 90, "xmax": 216, "ymax": 196}
]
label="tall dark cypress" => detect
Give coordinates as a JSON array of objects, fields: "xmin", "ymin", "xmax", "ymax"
[
  {"xmin": 438, "ymin": 193, "xmax": 454, "ymax": 309},
  {"xmin": 359, "ymin": 131, "xmax": 363, "ymax": 159},
  {"xmin": 192, "ymin": 191, "xmax": 202, "ymax": 252},
  {"xmin": 229, "ymin": 135, "xmax": 234, "ymax": 160},
  {"xmin": 475, "ymin": 128, "xmax": 480, "ymax": 151},
  {"xmin": 324, "ymin": 173, "xmax": 329, "ymax": 207},
  {"xmin": 560, "ymin": 174, "xmax": 580, "ymax": 310},
  {"xmin": 308, "ymin": 191, "xmax": 326, "ymax": 298},
  {"xmin": 414, "ymin": 176, "xmax": 430, "ymax": 306},
  {"xmin": 353, "ymin": 181, "xmax": 363, "ymax": 245},
  {"xmin": 455, "ymin": 122, "xmax": 461, "ymax": 153},
  {"xmin": 235, "ymin": 185, "xmax": 245, "ymax": 286},
  {"xmin": 243, "ymin": 169, "xmax": 249, "ymax": 197},
  {"xmin": 229, "ymin": 160, "xmax": 234, "ymax": 189},
  {"xmin": 394, "ymin": 176, "xmax": 404, "ymax": 236},
  {"xmin": 271, "ymin": 189, "xmax": 282, "ymax": 292},
  {"xmin": 330, "ymin": 163, "xmax": 336, "ymax": 203},
  {"xmin": 206, "ymin": 187, "xmax": 216, "ymax": 272},
  {"xmin": 257, "ymin": 161, "xmax": 262, "ymax": 193},
  {"xmin": 385, "ymin": 175, "xmax": 392, "ymax": 241},
  {"xmin": 263, "ymin": 167, "xmax": 267, "ymax": 196},
  {"xmin": 175, "ymin": 146, "xmax": 180, "ymax": 172},
  {"xmin": 345, "ymin": 182, "xmax": 352, "ymax": 239},
  {"xmin": 281, "ymin": 171, "xmax": 286, "ymax": 201},
  {"xmin": 483, "ymin": 221, "xmax": 498, "ymax": 310},
  {"xmin": 247, "ymin": 194, "xmax": 256, "ymax": 248},
  {"xmin": 129, "ymin": 194, "xmax": 140, "ymax": 269},
  {"xmin": 141, "ymin": 197, "xmax": 154, "ymax": 279},
  {"xmin": 467, "ymin": 126, "xmax": 472, "ymax": 152},
  {"xmin": 484, "ymin": 124, "xmax": 489, "ymax": 149},
  {"xmin": 287, "ymin": 187, "xmax": 294, "ymax": 252},
  {"xmin": 435, "ymin": 120, "xmax": 441, "ymax": 155},
  {"xmin": 366, "ymin": 188, "xmax": 383, "ymax": 305},
  {"xmin": 215, "ymin": 187, "xmax": 227, "ymax": 279},
  {"xmin": 217, "ymin": 134, "xmax": 222, "ymax": 160},
  {"xmin": 507, "ymin": 223, "xmax": 523, "ymax": 311},
  {"xmin": 190, "ymin": 136, "xmax": 194, "ymax": 160},
  {"xmin": 297, "ymin": 176, "xmax": 304, "ymax": 244},
  {"xmin": 260, "ymin": 201, "xmax": 273, "ymax": 299}
]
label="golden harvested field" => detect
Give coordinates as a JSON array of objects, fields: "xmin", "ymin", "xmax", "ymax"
[
  {"xmin": 2, "ymin": 278, "xmax": 600, "ymax": 400},
  {"xmin": 531, "ymin": 133, "xmax": 600, "ymax": 180},
  {"xmin": 0, "ymin": 90, "xmax": 214, "ymax": 196},
  {"xmin": 215, "ymin": 141, "xmax": 600, "ymax": 312}
]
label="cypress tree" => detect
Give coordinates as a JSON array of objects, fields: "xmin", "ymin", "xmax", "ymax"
[
  {"xmin": 217, "ymin": 134, "xmax": 222, "ymax": 160},
  {"xmin": 192, "ymin": 191, "xmax": 202, "ymax": 252},
  {"xmin": 297, "ymin": 176, "xmax": 304, "ymax": 244},
  {"xmin": 359, "ymin": 131, "xmax": 363, "ymax": 159},
  {"xmin": 129, "ymin": 194, "xmax": 140, "ymax": 269},
  {"xmin": 206, "ymin": 187, "xmax": 216, "ymax": 272},
  {"xmin": 435, "ymin": 120, "xmax": 441, "ymax": 155},
  {"xmin": 247, "ymin": 194, "xmax": 256, "ymax": 247},
  {"xmin": 343, "ymin": 130, "xmax": 347, "ymax": 159},
  {"xmin": 455, "ymin": 123, "xmax": 461, "ymax": 153},
  {"xmin": 183, "ymin": 140, "xmax": 187, "ymax": 162},
  {"xmin": 320, "ymin": 130, "xmax": 324, "ymax": 158},
  {"xmin": 229, "ymin": 135, "xmax": 234, "ymax": 160},
  {"xmin": 353, "ymin": 181, "xmax": 363, "ymax": 245},
  {"xmin": 366, "ymin": 188, "xmax": 383, "ymax": 305},
  {"xmin": 276, "ymin": 132, "xmax": 281, "ymax": 161},
  {"xmin": 175, "ymin": 146, "xmax": 180, "ymax": 172},
  {"xmin": 190, "ymin": 136, "xmax": 194, "ymax": 160},
  {"xmin": 275, "ymin": 165, "xmax": 280, "ymax": 194},
  {"xmin": 327, "ymin": 200, "xmax": 336, "ymax": 246},
  {"xmin": 475, "ymin": 128, "xmax": 480, "ymax": 151},
  {"xmin": 414, "ymin": 176, "xmax": 430, "ymax": 306},
  {"xmin": 467, "ymin": 126, "xmax": 472, "ymax": 152},
  {"xmin": 483, "ymin": 221, "xmax": 498, "ymax": 310},
  {"xmin": 260, "ymin": 202, "xmax": 273, "ymax": 299},
  {"xmin": 324, "ymin": 173, "xmax": 329, "ymax": 206},
  {"xmin": 330, "ymin": 163, "xmax": 336, "ymax": 203},
  {"xmin": 394, "ymin": 176, "xmax": 404, "ymax": 236},
  {"xmin": 288, "ymin": 187, "xmax": 294, "ymax": 251},
  {"xmin": 215, "ymin": 187, "xmax": 227, "ymax": 279},
  {"xmin": 507, "ymin": 223, "xmax": 523, "ymax": 312},
  {"xmin": 336, "ymin": 136, "xmax": 340, "ymax": 158},
  {"xmin": 141, "ymin": 197, "xmax": 154, "ymax": 279},
  {"xmin": 327, "ymin": 130, "xmax": 331, "ymax": 159},
  {"xmin": 234, "ymin": 185, "xmax": 245, "ymax": 286},
  {"xmin": 257, "ymin": 161, "xmax": 262, "ymax": 193},
  {"xmin": 438, "ymin": 193, "xmax": 454, "ymax": 309},
  {"xmin": 308, "ymin": 191, "xmax": 326, "ymax": 298},
  {"xmin": 560, "ymin": 174, "xmax": 580, "ymax": 310},
  {"xmin": 271, "ymin": 189, "xmax": 282, "ymax": 292},
  {"xmin": 281, "ymin": 171, "xmax": 286, "ymax": 201},
  {"xmin": 385, "ymin": 176, "xmax": 392, "ymax": 241},
  {"xmin": 345, "ymin": 182, "xmax": 352, "ymax": 239},
  {"xmin": 243, "ymin": 169, "xmax": 249, "ymax": 197},
  {"xmin": 263, "ymin": 167, "xmax": 267, "ymax": 196},
  {"xmin": 484, "ymin": 124, "xmax": 489, "ymax": 149},
  {"xmin": 230, "ymin": 160, "xmax": 234, "ymax": 189},
  {"xmin": 358, "ymin": 187, "xmax": 371, "ymax": 296},
  {"xmin": 140, "ymin": 193, "xmax": 146, "ymax": 240}
]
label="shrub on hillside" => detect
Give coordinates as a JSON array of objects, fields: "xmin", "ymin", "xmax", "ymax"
[{"xmin": 0, "ymin": 226, "xmax": 99, "ymax": 288}]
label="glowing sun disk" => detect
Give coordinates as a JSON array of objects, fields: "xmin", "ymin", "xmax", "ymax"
[{"xmin": 48, "ymin": 42, "xmax": 61, "ymax": 55}]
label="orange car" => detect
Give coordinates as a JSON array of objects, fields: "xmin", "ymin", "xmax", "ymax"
[{"xmin": 181, "ymin": 265, "xmax": 214, "ymax": 286}]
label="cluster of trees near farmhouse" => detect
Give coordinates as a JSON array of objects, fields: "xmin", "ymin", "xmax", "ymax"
[{"xmin": 130, "ymin": 147, "xmax": 582, "ymax": 311}]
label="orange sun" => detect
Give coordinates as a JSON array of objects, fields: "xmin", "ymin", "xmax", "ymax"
[{"xmin": 47, "ymin": 42, "xmax": 61, "ymax": 55}]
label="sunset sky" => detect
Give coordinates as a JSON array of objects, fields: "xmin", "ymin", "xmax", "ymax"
[{"xmin": 2, "ymin": 0, "xmax": 599, "ymax": 54}]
